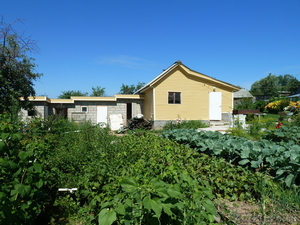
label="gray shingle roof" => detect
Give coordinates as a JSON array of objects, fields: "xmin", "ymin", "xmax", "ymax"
[{"xmin": 234, "ymin": 89, "xmax": 253, "ymax": 98}]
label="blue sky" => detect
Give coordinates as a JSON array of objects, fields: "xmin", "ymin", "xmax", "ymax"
[{"xmin": 2, "ymin": 0, "xmax": 300, "ymax": 98}]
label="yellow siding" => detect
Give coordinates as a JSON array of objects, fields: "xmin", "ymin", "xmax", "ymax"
[
  {"xmin": 221, "ymin": 91, "xmax": 234, "ymax": 112},
  {"xmin": 151, "ymin": 69, "xmax": 234, "ymax": 121},
  {"xmin": 143, "ymin": 89, "xmax": 154, "ymax": 120}
]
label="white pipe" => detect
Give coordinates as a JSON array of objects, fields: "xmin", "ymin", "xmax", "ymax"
[{"xmin": 58, "ymin": 188, "xmax": 78, "ymax": 193}]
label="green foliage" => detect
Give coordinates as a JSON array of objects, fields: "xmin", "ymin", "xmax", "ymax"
[
  {"xmin": 91, "ymin": 86, "xmax": 106, "ymax": 97},
  {"xmin": 162, "ymin": 128, "xmax": 300, "ymax": 187},
  {"xmin": 76, "ymin": 132, "xmax": 222, "ymax": 224},
  {"xmin": 250, "ymin": 73, "xmax": 300, "ymax": 97},
  {"xmin": 234, "ymin": 97, "xmax": 255, "ymax": 110},
  {"xmin": 58, "ymin": 86, "xmax": 106, "ymax": 98},
  {"xmin": 262, "ymin": 125, "xmax": 300, "ymax": 145},
  {"xmin": 3, "ymin": 114, "xmax": 299, "ymax": 223},
  {"xmin": 119, "ymin": 82, "xmax": 145, "ymax": 94},
  {"xmin": 0, "ymin": 20, "xmax": 42, "ymax": 114},
  {"xmin": 0, "ymin": 113, "xmax": 47, "ymax": 224},
  {"xmin": 253, "ymin": 100, "xmax": 269, "ymax": 112},
  {"xmin": 277, "ymin": 74, "xmax": 300, "ymax": 93},
  {"xmin": 250, "ymin": 73, "xmax": 280, "ymax": 96},
  {"xmin": 48, "ymin": 129, "xmax": 270, "ymax": 224},
  {"xmin": 227, "ymin": 116, "xmax": 276, "ymax": 140},
  {"xmin": 163, "ymin": 119, "xmax": 208, "ymax": 130},
  {"xmin": 58, "ymin": 90, "xmax": 88, "ymax": 99}
]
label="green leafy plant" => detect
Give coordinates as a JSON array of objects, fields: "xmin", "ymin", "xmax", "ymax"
[
  {"xmin": 0, "ymin": 113, "xmax": 47, "ymax": 224},
  {"xmin": 162, "ymin": 129, "xmax": 300, "ymax": 187},
  {"xmin": 163, "ymin": 119, "xmax": 208, "ymax": 130}
]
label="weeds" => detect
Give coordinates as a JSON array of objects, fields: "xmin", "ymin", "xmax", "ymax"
[{"xmin": 163, "ymin": 119, "xmax": 208, "ymax": 130}]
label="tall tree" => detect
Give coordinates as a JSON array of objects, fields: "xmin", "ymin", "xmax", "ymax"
[
  {"xmin": 58, "ymin": 90, "xmax": 88, "ymax": 99},
  {"xmin": 277, "ymin": 74, "xmax": 300, "ymax": 94},
  {"xmin": 90, "ymin": 86, "xmax": 105, "ymax": 97},
  {"xmin": 250, "ymin": 74, "xmax": 279, "ymax": 96},
  {"xmin": 0, "ymin": 19, "xmax": 42, "ymax": 114},
  {"xmin": 119, "ymin": 82, "xmax": 145, "ymax": 94},
  {"xmin": 250, "ymin": 73, "xmax": 300, "ymax": 96}
]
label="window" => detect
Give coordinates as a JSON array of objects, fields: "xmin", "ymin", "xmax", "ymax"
[
  {"xmin": 28, "ymin": 110, "xmax": 36, "ymax": 116},
  {"xmin": 81, "ymin": 106, "xmax": 88, "ymax": 112},
  {"xmin": 168, "ymin": 92, "xmax": 181, "ymax": 104}
]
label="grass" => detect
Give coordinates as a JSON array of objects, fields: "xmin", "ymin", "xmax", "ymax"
[{"xmin": 261, "ymin": 113, "xmax": 281, "ymax": 122}]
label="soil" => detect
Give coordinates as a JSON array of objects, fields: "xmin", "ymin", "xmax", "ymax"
[{"xmin": 215, "ymin": 199, "xmax": 300, "ymax": 225}]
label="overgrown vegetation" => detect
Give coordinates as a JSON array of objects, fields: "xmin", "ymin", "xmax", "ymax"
[
  {"xmin": 1, "ymin": 113, "xmax": 300, "ymax": 224},
  {"xmin": 162, "ymin": 119, "xmax": 208, "ymax": 130}
]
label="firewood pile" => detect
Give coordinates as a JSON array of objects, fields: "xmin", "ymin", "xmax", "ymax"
[{"xmin": 119, "ymin": 114, "xmax": 152, "ymax": 133}]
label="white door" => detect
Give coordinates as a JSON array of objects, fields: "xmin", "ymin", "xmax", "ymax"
[
  {"xmin": 209, "ymin": 92, "xmax": 222, "ymax": 120},
  {"xmin": 97, "ymin": 106, "xmax": 108, "ymax": 126}
]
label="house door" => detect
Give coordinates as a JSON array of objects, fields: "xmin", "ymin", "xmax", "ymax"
[
  {"xmin": 209, "ymin": 92, "xmax": 222, "ymax": 120},
  {"xmin": 126, "ymin": 103, "xmax": 132, "ymax": 120},
  {"xmin": 97, "ymin": 106, "xmax": 108, "ymax": 126},
  {"xmin": 55, "ymin": 108, "xmax": 68, "ymax": 118},
  {"xmin": 126, "ymin": 102, "xmax": 137, "ymax": 120}
]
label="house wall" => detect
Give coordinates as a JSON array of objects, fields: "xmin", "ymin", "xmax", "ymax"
[
  {"xmin": 151, "ymin": 69, "xmax": 234, "ymax": 121},
  {"xmin": 143, "ymin": 89, "xmax": 154, "ymax": 120},
  {"xmin": 21, "ymin": 99, "xmax": 143, "ymax": 128},
  {"xmin": 20, "ymin": 102, "xmax": 48, "ymax": 121}
]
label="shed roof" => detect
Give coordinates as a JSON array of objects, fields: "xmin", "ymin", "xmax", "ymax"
[{"xmin": 234, "ymin": 89, "xmax": 253, "ymax": 98}]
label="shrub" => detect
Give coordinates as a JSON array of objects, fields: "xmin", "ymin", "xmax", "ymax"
[
  {"xmin": 0, "ymin": 113, "xmax": 49, "ymax": 224},
  {"xmin": 163, "ymin": 119, "xmax": 207, "ymax": 130},
  {"xmin": 265, "ymin": 98, "xmax": 290, "ymax": 113}
]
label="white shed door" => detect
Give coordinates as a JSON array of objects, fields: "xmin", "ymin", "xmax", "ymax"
[
  {"xmin": 209, "ymin": 92, "xmax": 222, "ymax": 120},
  {"xmin": 97, "ymin": 106, "xmax": 108, "ymax": 126}
]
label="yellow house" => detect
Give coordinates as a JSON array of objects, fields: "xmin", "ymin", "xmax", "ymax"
[
  {"xmin": 135, "ymin": 61, "xmax": 241, "ymax": 128},
  {"xmin": 22, "ymin": 61, "xmax": 240, "ymax": 130}
]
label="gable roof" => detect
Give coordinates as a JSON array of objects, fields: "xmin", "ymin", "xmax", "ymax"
[
  {"xmin": 234, "ymin": 89, "xmax": 253, "ymax": 98},
  {"xmin": 134, "ymin": 61, "xmax": 240, "ymax": 94}
]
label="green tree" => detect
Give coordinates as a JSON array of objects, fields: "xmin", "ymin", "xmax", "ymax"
[
  {"xmin": 119, "ymin": 82, "xmax": 145, "ymax": 94},
  {"xmin": 0, "ymin": 19, "xmax": 42, "ymax": 114},
  {"xmin": 250, "ymin": 73, "xmax": 300, "ymax": 97},
  {"xmin": 90, "ymin": 86, "xmax": 105, "ymax": 97},
  {"xmin": 277, "ymin": 74, "xmax": 300, "ymax": 94},
  {"xmin": 250, "ymin": 74, "xmax": 279, "ymax": 96},
  {"xmin": 58, "ymin": 90, "xmax": 88, "ymax": 99}
]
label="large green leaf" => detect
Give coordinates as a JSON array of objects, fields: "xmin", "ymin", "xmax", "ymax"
[
  {"xmin": 36, "ymin": 179, "xmax": 43, "ymax": 188},
  {"xmin": 120, "ymin": 178, "xmax": 138, "ymax": 192},
  {"xmin": 114, "ymin": 203, "xmax": 126, "ymax": 215},
  {"xmin": 166, "ymin": 186, "xmax": 182, "ymax": 198},
  {"xmin": 162, "ymin": 203, "xmax": 173, "ymax": 216},
  {"xmin": 250, "ymin": 158, "xmax": 262, "ymax": 168},
  {"xmin": 0, "ymin": 141, "xmax": 6, "ymax": 153},
  {"xmin": 239, "ymin": 159, "xmax": 250, "ymax": 165},
  {"xmin": 1, "ymin": 133, "xmax": 9, "ymax": 141},
  {"xmin": 142, "ymin": 196, "xmax": 162, "ymax": 218},
  {"xmin": 18, "ymin": 151, "xmax": 34, "ymax": 160},
  {"xmin": 240, "ymin": 149, "xmax": 250, "ymax": 159},
  {"xmin": 33, "ymin": 163, "xmax": 43, "ymax": 173},
  {"xmin": 202, "ymin": 198, "xmax": 217, "ymax": 215},
  {"xmin": 98, "ymin": 208, "xmax": 117, "ymax": 225},
  {"xmin": 285, "ymin": 174, "xmax": 295, "ymax": 187},
  {"xmin": 14, "ymin": 184, "xmax": 32, "ymax": 197}
]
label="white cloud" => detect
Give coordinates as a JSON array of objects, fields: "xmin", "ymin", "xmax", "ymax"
[{"xmin": 97, "ymin": 55, "xmax": 157, "ymax": 69}]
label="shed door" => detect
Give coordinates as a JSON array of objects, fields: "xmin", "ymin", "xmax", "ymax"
[
  {"xmin": 97, "ymin": 106, "xmax": 107, "ymax": 126},
  {"xmin": 209, "ymin": 92, "xmax": 222, "ymax": 120}
]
